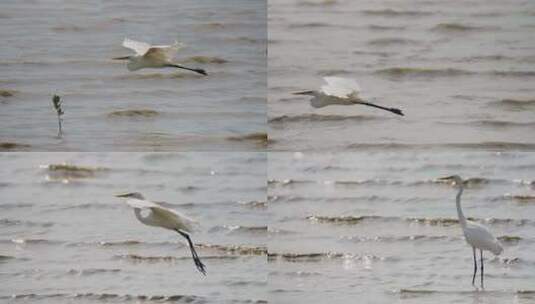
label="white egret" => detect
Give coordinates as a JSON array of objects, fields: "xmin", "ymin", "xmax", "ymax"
[
  {"xmin": 113, "ymin": 38, "xmax": 207, "ymax": 76},
  {"xmin": 115, "ymin": 192, "xmax": 206, "ymax": 275},
  {"xmin": 293, "ymin": 77, "xmax": 404, "ymax": 116},
  {"xmin": 439, "ymin": 175, "xmax": 503, "ymax": 289}
]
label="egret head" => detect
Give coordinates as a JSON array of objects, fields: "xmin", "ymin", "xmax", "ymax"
[
  {"xmin": 115, "ymin": 192, "xmax": 145, "ymax": 200},
  {"xmin": 438, "ymin": 175, "xmax": 464, "ymax": 187},
  {"xmin": 292, "ymin": 90, "xmax": 317, "ymax": 97}
]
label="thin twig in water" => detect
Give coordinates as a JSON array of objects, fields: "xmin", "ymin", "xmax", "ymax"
[{"xmin": 52, "ymin": 94, "xmax": 64, "ymax": 137}]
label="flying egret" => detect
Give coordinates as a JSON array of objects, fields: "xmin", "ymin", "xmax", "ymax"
[
  {"xmin": 439, "ymin": 175, "xmax": 503, "ymax": 289},
  {"xmin": 115, "ymin": 192, "xmax": 207, "ymax": 275},
  {"xmin": 293, "ymin": 77, "xmax": 404, "ymax": 116},
  {"xmin": 113, "ymin": 38, "xmax": 207, "ymax": 76}
]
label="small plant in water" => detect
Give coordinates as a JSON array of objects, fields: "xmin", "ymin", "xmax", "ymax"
[{"xmin": 52, "ymin": 94, "xmax": 64, "ymax": 137}]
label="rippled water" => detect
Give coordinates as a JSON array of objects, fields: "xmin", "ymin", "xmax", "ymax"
[
  {"xmin": 3, "ymin": 1, "xmax": 535, "ymax": 303},
  {"xmin": 0, "ymin": 0, "xmax": 266, "ymax": 151},
  {"xmin": 0, "ymin": 153, "xmax": 267, "ymax": 303},
  {"xmin": 268, "ymin": 0, "xmax": 535, "ymax": 150},
  {"xmin": 5, "ymin": 152, "xmax": 534, "ymax": 303},
  {"xmin": 268, "ymin": 152, "xmax": 535, "ymax": 303}
]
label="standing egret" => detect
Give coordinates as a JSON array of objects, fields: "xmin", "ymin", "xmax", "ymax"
[
  {"xmin": 293, "ymin": 77, "xmax": 404, "ymax": 116},
  {"xmin": 115, "ymin": 192, "xmax": 207, "ymax": 275},
  {"xmin": 113, "ymin": 38, "xmax": 207, "ymax": 75},
  {"xmin": 439, "ymin": 175, "xmax": 503, "ymax": 289}
]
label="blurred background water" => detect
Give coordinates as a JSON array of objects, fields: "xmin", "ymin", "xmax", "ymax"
[
  {"xmin": 0, "ymin": 0, "xmax": 266, "ymax": 151},
  {"xmin": 268, "ymin": 0, "xmax": 535, "ymax": 150},
  {"xmin": 0, "ymin": 152, "xmax": 267, "ymax": 303},
  {"xmin": 268, "ymin": 151, "xmax": 535, "ymax": 304}
]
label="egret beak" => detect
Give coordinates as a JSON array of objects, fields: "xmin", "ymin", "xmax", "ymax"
[
  {"xmin": 293, "ymin": 90, "xmax": 314, "ymax": 96},
  {"xmin": 438, "ymin": 176, "xmax": 455, "ymax": 181},
  {"xmin": 115, "ymin": 193, "xmax": 133, "ymax": 198},
  {"xmin": 112, "ymin": 56, "xmax": 130, "ymax": 60}
]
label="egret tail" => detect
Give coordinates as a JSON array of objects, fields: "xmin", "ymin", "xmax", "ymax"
[
  {"xmin": 176, "ymin": 230, "xmax": 207, "ymax": 275},
  {"xmin": 353, "ymin": 101, "xmax": 404, "ymax": 116},
  {"xmin": 166, "ymin": 64, "xmax": 207, "ymax": 76}
]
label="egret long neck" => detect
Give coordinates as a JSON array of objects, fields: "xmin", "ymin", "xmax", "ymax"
[{"xmin": 455, "ymin": 186, "xmax": 467, "ymax": 228}]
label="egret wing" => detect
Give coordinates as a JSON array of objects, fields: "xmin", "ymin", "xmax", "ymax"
[
  {"xmin": 144, "ymin": 42, "xmax": 181, "ymax": 62},
  {"xmin": 465, "ymin": 221, "xmax": 503, "ymax": 255},
  {"xmin": 321, "ymin": 77, "xmax": 361, "ymax": 98},
  {"xmin": 122, "ymin": 38, "xmax": 152, "ymax": 55},
  {"xmin": 150, "ymin": 205, "xmax": 197, "ymax": 233},
  {"xmin": 154, "ymin": 41, "xmax": 183, "ymax": 57}
]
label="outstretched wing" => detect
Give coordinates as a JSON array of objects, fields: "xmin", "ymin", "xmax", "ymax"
[
  {"xmin": 122, "ymin": 38, "xmax": 152, "ymax": 55},
  {"xmin": 123, "ymin": 198, "xmax": 199, "ymax": 233},
  {"xmin": 144, "ymin": 41, "xmax": 182, "ymax": 62},
  {"xmin": 150, "ymin": 206, "xmax": 197, "ymax": 233},
  {"xmin": 321, "ymin": 77, "xmax": 361, "ymax": 98}
]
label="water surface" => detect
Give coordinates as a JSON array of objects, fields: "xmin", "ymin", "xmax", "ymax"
[
  {"xmin": 268, "ymin": 151, "xmax": 535, "ymax": 303},
  {"xmin": 0, "ymin": 152, "xmax": 267, "ymax": 303},
  {"xmin": 268, "ymin": 0, "xmax": 535, "ymax": 150},
  {"xmin": 0, "ymin": 0, "xmax": 266, "ymax": 151}
]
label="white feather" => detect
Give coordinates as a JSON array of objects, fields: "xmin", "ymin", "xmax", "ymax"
[
  {"xmin": 464, "ymin": 221, "xmax": 503, "ymax": 255},
  {"xmin": 320, "ymin": 77, "xmax": 361, "ymax": 98},
  {"xmin": 144, "ymin": 42, "xmax": 181, "ymax": 63},
  {"xmin": 121, "ymin": 38, "xmax": 184, "ymax": 71},
  {"xmin": 122, "ymin": 38, "xmax": 152, "ymax": 55},
  {"xmin": 117, "ymin": 38, "xmax": 206, "ymax": 76},
  {"xmin": 124, "ymin": 198, "xmax": 198, "ymax": 233}
]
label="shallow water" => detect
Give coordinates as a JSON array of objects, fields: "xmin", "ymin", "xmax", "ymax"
[
  {"xmin": 4, "ymin": 152, "xmax": 534, "ymax": 303},
  {"xmin": 3, "ymin": 1, "xmax": 535, "ymax": 303},
  {"xmin": 0, "ymin": 0, "xmax": 266, "ymax": 151},
  {"xmin": 0, "ymin": 152, "xmax": 267, "ymax": 303},
  {"xmin": 268, "ymin": 151, "xmax": 535, "ymax": 303},
  {"xmin": 268, "ymin": 0, "xmax": 535, "ymax": 150}
]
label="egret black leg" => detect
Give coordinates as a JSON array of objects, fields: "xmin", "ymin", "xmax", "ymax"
[
  {"xmin": 480, "ymin": 249, "xmax": 484, "ymax": 289},
  {"xmin": 176, "ymin": 230, "xmax": 207, "ymax": 275},
  {"xmin": 167, "ymin": 64, "xmax": 207, "ymax": 76},
  {"xmin": 353, "ymin": 101, "xmax": 404, "ymax": 116},
  {"xmin": 472, "ymin": 247, "xmax": 477, "ymax": 286}
]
